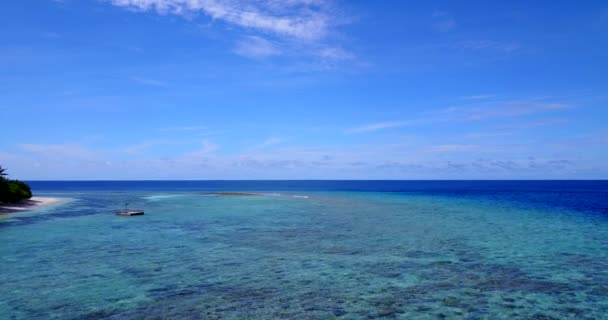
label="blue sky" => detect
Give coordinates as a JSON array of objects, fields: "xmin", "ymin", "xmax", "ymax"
[{"xmin": 1, "ymin": 0, "xmax": 607, "ymax": 179}]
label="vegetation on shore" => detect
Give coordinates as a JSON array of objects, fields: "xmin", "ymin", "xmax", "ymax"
[{"xmin": 0, "ymin": 165, "xmax": 32, "ymax": 203}]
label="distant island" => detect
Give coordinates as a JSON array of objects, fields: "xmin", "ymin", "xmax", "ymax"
[{"xmin": 0, "ymin": 165, "xmax": 32, "ymax": 204}]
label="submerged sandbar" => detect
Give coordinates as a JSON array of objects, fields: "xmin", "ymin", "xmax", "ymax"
[{"xmin": 201, "ymin": 192, "xmax": 262, "ymax": 196}]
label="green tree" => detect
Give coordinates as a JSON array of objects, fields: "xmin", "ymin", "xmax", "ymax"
[
  {"xmin": 7, "ymin": 180, "xmax": 32, "ymax": 203},
  {"xmin": 0, "ymin": 165, "xmax": 33, "ymax": 204},
  {"xmin": 0, "ymin": 165, "xmax": 9, "ymax": 203},
  {"xmin": 0, "ymin": 179, "xmax": 9, "ymax": 203}
]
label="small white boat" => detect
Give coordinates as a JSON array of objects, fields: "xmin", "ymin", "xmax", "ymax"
[
  {"xmin": 115, "ymin": 209, "xmax": 144, "ymax": 216},
  {"xmin": 115, "ymin": 202, "xmax": 144, "ymax": 216}
]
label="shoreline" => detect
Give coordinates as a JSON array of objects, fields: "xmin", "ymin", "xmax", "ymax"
[{"xmin": 0, "ymin": 197, "xmax": 65, "ymax": 214}]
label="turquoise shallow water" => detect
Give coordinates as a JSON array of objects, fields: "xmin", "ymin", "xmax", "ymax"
[{"xmin": 1, "ymin": 182, "xmax": 608, "ymax": 319}]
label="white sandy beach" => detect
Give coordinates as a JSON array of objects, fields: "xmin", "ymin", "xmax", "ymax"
[{"xmin": 0, "ymin": 197, "xmax": 64, "ymax": 214}]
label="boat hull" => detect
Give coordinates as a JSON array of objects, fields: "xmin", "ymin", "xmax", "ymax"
[{"xmin": 115, "ymin": 210, "xmax": 144, "ymax": 216}]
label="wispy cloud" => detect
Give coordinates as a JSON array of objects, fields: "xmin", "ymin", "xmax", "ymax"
[
  {"xmin": 461, "ymin": 94, "xmax": 495, "ymax": 100},
  {"xmin": 432, "ymin": 11, "xmax": 456, "ymax": 32},
  {"xmin": 495, "ymin": 118, "xmax": 569, "ymax": 129},
  {"xmin": 440, "ymin": 101, "xmax": 573, "ymax": 121},
  {"xmin": 316, "ymin": 46, "xmax": 355, "ymax": 61},
  {"xmin": 456, "ymin": 40, "xmax": 520, "ymax": 52},
  {"xmin": 119, "ymin": 140, "xmax": 170, "ymax": 154},
  {"xmin": 130, "ymin": 76, "xmax": 167, "ymax": 87},
  {"xmin": 158, "ymin": 126, "xmax": 223, "ymax": 136},
  {"xmin": 428, "ymin": 144, "xmax": 480, "ymax": 153},
  {"xmin": 108, "ymin": 0, "xmax": 333, "ymax": 40},
  {"xmin": 463, "ymin": 132, "xmax": 514, "ymax": 139},
  {"xmin": 5, "ymin": 138, "xmax": 600, "ymax": 179},
  {"xmin": 347, "ymin": 121, "xmax": 414, "ymax": 133},
  {"xmin": 260, "ymin": 137, "xmax": 287, "ymax": 147},
  {"xmin": 234, "ymin": 36, "xmax": 281, "ymax": 58},
  {"xmin": 18, "ymin": 143, "xmax": 98, "ymax": 159},
  {"xmin": 348, "ymin": 98, "xmax": 575, "ymax": 134},
  {"xmin": 107, "ymin": 0, "xmax": 355, "ymax": 66},
  {"xmin": 185, "ymin": 140, "xmax": 219, "ymax": 157},
  {"xmin": 160, "ymin": 125, "xmax": 207, "ymax": 131}
]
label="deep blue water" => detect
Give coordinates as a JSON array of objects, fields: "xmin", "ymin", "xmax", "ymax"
[
  {"xmin": 27, "ymin": 180, "xmax": 608, "ymax": 193},
  {"xmin": 28, "ymin": 180, "xmax": 608, "ymax": 215},
  {"xmin": 2, "ymin": 180, "xmax": 608, "ymax": 319}
]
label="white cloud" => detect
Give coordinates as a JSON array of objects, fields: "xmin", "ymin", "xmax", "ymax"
[
  {"xmin": 456, "ymin": 40, "xmax": 520, "ymax": 52},
  {"xmin": 461, "ymin": 94, "xmax": 495, "ymax": 100},
  {"xmin": 495, "ymin": 118, "xmax": 569, "ymax": 129},
  {"xmin": 185, "ymin": 140, "xmax": 219, "ymax": 157},
  {"xmin": 130, "ymin": 76, "xmax": 167, "ymax": 87},
  {"xmin": 160, "ymin": 125, "xmax": 208, "ymax": 131},
  {"xmin": 347, "ymin": 98, "xmax": 574, "ymax": 134},
  {"xmin": 463, "ymin": 132, "xmax": 514, "ymax": 139},
  {"xmin": 348, "ymin": 121, "xmax": 413, "ymax": 133},
  {"xmin": 433, "ymin": 19, "xmax": 455, "ymax": 32},
  {"xmin": 441, "ymin": 101, "xmax": 573, "ymax": 120},
  {"xmin": 5, "ymin": 138, "xmax": 602, "ymax": 179},
  {"xmin": 158, "ymin": 126, "xmax": 224, "ymax": 137},
  {"xmin": 119, "ymin": 140, "xmax": 169, "ymax": 154},
  {"xmin": 108, "ymin": 0, "xmax": 332, "ymax": 40},
  {"xmin": 428, "ymin": 144, "xmax": 480, "ymax": 153},
  {"xmin": 432, "ymin": 11, "xmax": 456, "ymax": 32},
  {"xmin": 107, "ymin": 0, "xmax": 357, "ymax": 66},
  {"xmin": 316, "ymin": 46, "xmax": 354, "ymax": 61},
  {"xmin": 234, "ymin": 36, "xmax": 281, "ymax": 58},
  {"xmin": 260, "ymin": 137, "xmax": 286, "ymax": 147},
  {"xmin": 18, "ymin": 143, "xmax": 98, "ymax": 160}
]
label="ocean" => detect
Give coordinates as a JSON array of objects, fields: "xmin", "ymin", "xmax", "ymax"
[{"xmin": 1, "ymin": 181, "xmax": 607, "ymax": 319}]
